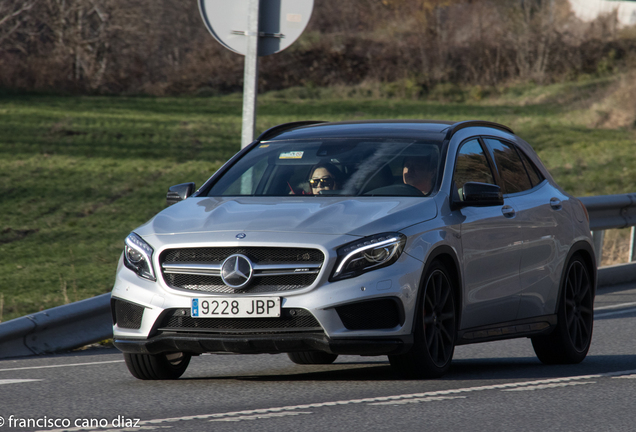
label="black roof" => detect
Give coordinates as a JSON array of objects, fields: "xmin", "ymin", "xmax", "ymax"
[{"xmin": 258, "ymin": 120, "xmax": 513, "ymax": 142}]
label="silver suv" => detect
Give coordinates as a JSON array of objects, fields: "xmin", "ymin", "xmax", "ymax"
[{"xmin": 111, "ymin": 120, "xmax": 596, "ymax": 380}]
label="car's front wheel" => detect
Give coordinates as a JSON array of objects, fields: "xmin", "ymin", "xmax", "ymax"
[
  {"xmin": 531, "ymin": 254, "xmax": 594, "ymax": 364},
  {"xmin": 389, "ymin": 260, "xmax": 457, "ymax": 379},
  {"xmin": 124, "ymin": 352, "xmax": 191, "ymax": 380},
  {"xmin": 287, "ymin": 351, "xmax": 338, "ymax": 365}
]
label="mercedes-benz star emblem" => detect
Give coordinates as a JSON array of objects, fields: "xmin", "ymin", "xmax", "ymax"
[
  {"xmin": 220, "ymin": 254, "xmax": 253, "ymax": 289},
  {"xmin": 236, "ymin": 233, "xmax": 246, "ymax": 239}
]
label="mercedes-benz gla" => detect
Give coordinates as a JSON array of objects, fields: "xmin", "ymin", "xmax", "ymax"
[{"xmin": 111, "ymin": 120, "xmax": 596, "ymax": 380}]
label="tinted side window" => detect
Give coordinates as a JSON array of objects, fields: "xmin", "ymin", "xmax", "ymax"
[
  {"xmin": 454, "ymin": 140, "xmax": 495, "ymax": 187},
  {"xmin": 517, "ymin": 149, "xmax": 544, "ymax": 187},
  {"xmin": 484, "ymin": 139, "xmax": 532, "ymax": 194}
]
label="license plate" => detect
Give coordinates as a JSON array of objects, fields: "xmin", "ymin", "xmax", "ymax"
[{"xmin": 191, "ymin": 297, "xmax": 281, "ymax": 318}]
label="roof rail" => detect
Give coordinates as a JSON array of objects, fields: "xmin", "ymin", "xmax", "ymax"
[
  {"xmin": 257, "ymin": 120, "xmax": 328, "ymax": 141},
  {"xmin": 445, "ymin": 121, "xmax": 514, "ymax": 140}
]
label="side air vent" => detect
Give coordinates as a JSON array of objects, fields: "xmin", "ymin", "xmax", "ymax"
[{"xmin": 112, "ymin": 299, "xmax": 145, "ymax": 329}]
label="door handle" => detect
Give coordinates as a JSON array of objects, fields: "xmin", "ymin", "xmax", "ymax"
[
  {"xmin": 550, "ymin": 198, "xmax": 562, "ymax": 210},
  {"xmin": 502, "ymin": 205, "xmax": 516, "ymax": 218}
]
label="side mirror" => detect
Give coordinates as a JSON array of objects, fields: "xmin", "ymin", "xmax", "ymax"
[
  {"xmin": 166, "ymin": 182, "xmax": 196, "ymax": 207},
  {"xmin": 453, "ymin": 182, "xmax": 503, "ymax": 208}
]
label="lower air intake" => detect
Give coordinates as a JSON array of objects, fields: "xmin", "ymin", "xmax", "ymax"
[
  {"xmin": 113, "ymin": 299, "xmax": 145, "ymax": 329},
  {"xmin": 336, "ymin": 298, "xmax": 403, "ymax": 330},
  {"xmin": 158, "ymin": 308, "xmax": 322, "ymax": 334}
]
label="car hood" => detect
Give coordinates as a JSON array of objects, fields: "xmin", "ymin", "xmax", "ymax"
[{"xmin": 135, "ymin": 196, "xmax": 438, "ymax": 237}]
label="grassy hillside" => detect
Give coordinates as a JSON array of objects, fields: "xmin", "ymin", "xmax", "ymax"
[{"xmin": 1, "ymin": 77, "xmax": 635, "ymax": 322}]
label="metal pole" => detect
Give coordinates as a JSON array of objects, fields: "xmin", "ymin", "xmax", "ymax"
[
  {"xmin": 241, "ymin": 0, "xmax": 260, "ymax": 149},
  {"xmin": 630, "ymin": 226, "xmax": 636, "ymax": 262}
]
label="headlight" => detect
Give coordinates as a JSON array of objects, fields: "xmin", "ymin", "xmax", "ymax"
[
  {"xmin": 123, "ymin": 233, "xmax": 156, "ymax": 281},
  {"xmin": 331, "ymin": 233, "xmax": 407, "ymax": 281}
]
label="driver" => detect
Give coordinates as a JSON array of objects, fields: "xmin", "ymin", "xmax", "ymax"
[
  {"xmin": 403, "ymin": 154, "xmax": 437, "ymax": 195},
  {"xmin": 308, "ymin": 162, "xmax": 342, "ymax": 194}
]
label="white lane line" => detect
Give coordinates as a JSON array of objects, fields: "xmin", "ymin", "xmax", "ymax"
[
  {"xmin": 210, "ymin": 411, "xmax": 313, "ymax": 422},
  {"xmin": 595, "ymin": 308, "xmax": 636, "ymax": 318},
  {"xmin": 37, "ymin": 368, "xmax": 636, "ymax": 432},
  {"xmin": 595, "ymin": 302, "xmax": 636, "ymax": 311},
  {"xmin": 0, "ymin": 360, "xmax": 124, "ymax": 372},
  {"xmin": 613, "ymin": 374, "xmax": 636, "ymax": 379},
  {"xmin": 370, "ymin": 396, "xmax": 466, "ymax": 406},
  {"xmin": 502, "ymin": 381, "xmax": 596, "ymax": 391},
  {"xmin": 0, "ymin": 379, "xmax": 43, "ymax": 385},
  {"xmin": 83, "ymin": 427, "xmax": 172, "ymax": 432}
]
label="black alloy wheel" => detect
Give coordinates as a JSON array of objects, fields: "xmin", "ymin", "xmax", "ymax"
[
  {"xmin": 423, "ymin": 266, "xmax": 457, "ymax": 367},
  {"xmin": 389, "ymin": 260, "xmax": 456, "ymax": 379},
  {"xmin": 532, "ymin": 255, "xmax": 594, "ymax": 364}
]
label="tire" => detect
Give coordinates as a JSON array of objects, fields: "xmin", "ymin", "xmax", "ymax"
[
  {"xmin": 532, "ymin": 255, "xmax": 594, "ymax": 364},
  {"xmin": 124, "ymin": 352, "xmax": 191, "ymax": 380},
  {"xmin": 389, "ymin": 261, "xmax": 457, "ymax": 379},
  {"xmin": 287, "ymin": 351, "xmax": 338, "ymax": 365}
]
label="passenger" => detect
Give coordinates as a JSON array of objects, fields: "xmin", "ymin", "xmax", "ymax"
[
  {"xmin": 308, "ymin": 162, "xmax": 342, "ymax": 194},
  {"xmin": 403, "ymin": 154, "xmax": 438, "ymax": 195}
]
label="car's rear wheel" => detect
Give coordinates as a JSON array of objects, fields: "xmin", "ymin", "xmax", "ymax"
[
  {"xmin": 389, "ymin": 260, "xmax": 456, "ymax": 379},
  {"xmin": 532, "ymin": 254, "xmax": 594, "ymax": 364},
  {"xmin": 287, "ymin": 351, "xmax": 338, "ymax": 365},
  {"xmin": 124, "ymin": 352, "xmax": 191, "ymax": 380}
]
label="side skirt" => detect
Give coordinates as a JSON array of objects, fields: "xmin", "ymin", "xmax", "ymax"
[{"xmin": 455, "ymin": 315, "xmax": 557, "ymax": 346}]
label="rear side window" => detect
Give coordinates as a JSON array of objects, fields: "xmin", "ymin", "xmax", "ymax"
[
  {"xmin": 453, "ymin": 139, "xmax": 495, "ymax": 187},
  {"xmin": 484, "ymin": 139, "xmax": 532, "ymax": 194},
  {"xmin": 517, "ymin": 149, "xmax": 544, "ymax": 187}
]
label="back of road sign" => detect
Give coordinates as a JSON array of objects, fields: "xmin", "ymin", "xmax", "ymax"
[{"xmin": 199, "ymin": 0, "xmax": 314, "ymax": 56}]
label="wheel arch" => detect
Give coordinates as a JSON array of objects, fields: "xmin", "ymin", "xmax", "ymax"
[
  {"xmin": 555, "ymin": 240, "xmax": 597, "ymax": 313},
  {"xmin": 415, "ymin": 245, "xmax": 463, "ymax": 330}
]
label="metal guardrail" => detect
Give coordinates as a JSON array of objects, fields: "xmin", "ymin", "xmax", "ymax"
[
  {"xmin": 579, "ymin": 194, "xmax": 636, "ymax": 266},
  {"xmin": 0, "ymin": 294, "xmax": 111, "ymax": 359},
  {"xmin": 579, "ymin": 193, "xmax": 636, "ymax": 231},
  {"xmin": 0, "ymin": 193, "xmax": 635, "ymax": 360}
]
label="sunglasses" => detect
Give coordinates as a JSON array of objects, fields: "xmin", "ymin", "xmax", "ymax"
[{"xmin": 309, "ymin": 177, "xmax": 335, "ymax": 188}]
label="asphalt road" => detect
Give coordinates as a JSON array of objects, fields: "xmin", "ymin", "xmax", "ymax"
[{"xmin": 1, "ymin": 285, "xmax": 635, "ymax": 432}]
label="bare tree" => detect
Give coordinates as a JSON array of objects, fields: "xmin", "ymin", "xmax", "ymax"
[
  {"xmin": 0, "ymin": 0, "xmax": 631, "ymax": 94},
  {"xmin": 0, "ymin": 0, "xmax": 39, "ymax": 51}
]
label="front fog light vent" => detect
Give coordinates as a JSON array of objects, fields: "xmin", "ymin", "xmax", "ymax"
[
  {"xmin": 113, "ymin": 299, "xmax": 145, "ymax": 329},
  {"xmin": 336, "ymin": 298, "xmax": 403, "ymax": 330}
]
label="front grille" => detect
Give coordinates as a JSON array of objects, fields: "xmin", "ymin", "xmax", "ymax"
[
  {"xmin": 163, "ymin": 247, "xmax": 323, "ymax": 264},
  {"xmin": 163, "ymin": 273, "xmax": 319, "ymax": 294},
  {"xmin": 336, "ymin": 298, "xmax": 403, "ymax": 330},
  {"xmin": 158, "ymin": 308, "xmax": 322, "ymax": 334},
  {"xmin": 160, "ymin": 247, "xmax": 324, "ymax": 293},
  {"xmin": 113, "ymin": 299, "xmax": 145, "ymax": 329}
]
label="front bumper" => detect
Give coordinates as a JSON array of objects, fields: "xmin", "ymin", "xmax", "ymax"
[
  {"xmin": 112, "ymin": 248, "xmax": 425, "ymax": 341},
  {"xmin": 114, "ymin": 332, "xmax": 412, "ymax": 356}
]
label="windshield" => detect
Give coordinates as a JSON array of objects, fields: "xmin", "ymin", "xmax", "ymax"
[{"xmin": 206, "ymin": 139, "xmax": 444, "ymax": 197}]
